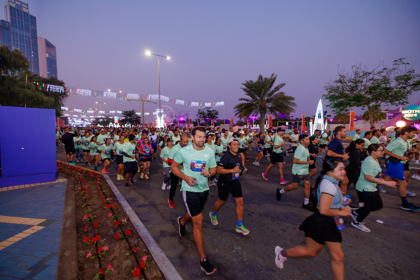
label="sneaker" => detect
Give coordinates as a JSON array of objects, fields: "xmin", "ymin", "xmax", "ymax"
[
  {"xmin": 209, "ymin": 212, "xmax": 218, "ymax": 226},
  {"xmin": 116, "ymin": 175, "xmax": 121, "ymax": 181},
  {"xmin": 256, "ymin": 162, "xmax": 260, "ymax": 166},
  {"xmin": 94, "ymin": 166, "xmax": 97, "ymax": 171},
  {"xmin": 276, "ymin": 188, "xmax": 282, "ymax": 201},
  {"xmin": 245, "ymin": 159, "xmax": 249, "ymax": 162},
  {"xmin": 177, "ymin": 216, "xmax": 186, "ymax": 237},
  {"xmin": 137, "ymin": 167, "xmax": 141, "ymax": 173},
  {"xmin": 285, "ymin": 151, "xmax": 289, "ymax": 156},
  {"xmin": 377, "ymin": 186, "xmax": 386, "ymax": 193},
  {"xmin": 200, "ymin": 258, "xmax": 216, "ymax": 276},
  {"xmin": 235, "ymin": 224, "xmax": 250, "ymax": 236},
  {"xmin": 145, "ymin": 175, "xmax": 149, "ymax": 180},
  {"xmin": 274, "ymin": 246, "xmax": 286, "ymax": 269},
  {"xmin": 351, "ymin": 221, "xmax": 371, "ymax": 233},
  {"xmin": 280, "ymin": 180, "xmax": 289, "ymax": 185},
  {"xmin": 350, "ymin": 210, "xmax": 358, "ymax": 221},
  {"xmin": 168, "ymin": 198, "xmax": 175, "ymax": 208},
  {"xmin": 161, "ymin": 182, "xmax": 166, "ymax": 190},
  {"xmin": 85, "ymin": 161, "xmax": 88, "ymax": 166},
  {"xmin": 401, "ymin": 203, "xmax": 420, "ymax": 211},
  {"xmin": 411, "ymin": 174, "xmax": 420, "ymax": 180},
  {"xmin": 166, "ymin": 184, "xmax": 171, "ymax": 190},
  {"xmin": 262, "ymin": 173, "xmax": 268, "ymax": 181},
  {"xmin": 125, "ymin": 183, "xmax": 129, "ymax": 188},
  {"xmin": 140, "ymin": 173, "xmax": 144, "ymax": 179},
  {"xmin": 213, "ymin": 178, "xmax": 217, "ymax": 183},
  {"xmin": 253, "ymin": 162, "xmax": 257, "ymax": 166},
  {"xmin": 301, "ymin": 204, "xmax": 313, "ymax": 212},
  {"xmin": 129, "ymin": 179, "xmax": 135, "ymax": 185},
  {"xmin": 406, "ymin": 190, "xmax": 416, "ymax": 197}
]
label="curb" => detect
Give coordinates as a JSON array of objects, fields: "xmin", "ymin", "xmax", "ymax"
[{"xmin": 103, "ymin": 174, "xmax": 182, "ymax": 280}]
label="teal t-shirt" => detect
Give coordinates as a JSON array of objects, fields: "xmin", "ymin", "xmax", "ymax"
[
  {"xmin": 356, "ymin": 156, "xmax": 382, "ymax": 192},
  {"xmin": 238, "ymin": 137, "xmax": 247, "ymax": 150},
  {"xmin": 172, "ymin": 135, "xmax": 181, "ymax": 144},
  {"xmin": 362, "ymin": 138, "xmax": 371, "ymax": 149},
  {"xmin": 83, "ymin": 136, "xmax": 92, "ymax": 150},
  {"xmin": 122, "ymin": 142, "xmax": 136, "ymax": 163},
  {"xmin": 174, "ymin": 145, "xmax": 217, "ymax": 193},
  {"xmin": 264, "ymin": 135, "xmax": 272, "ymax": 148},
  {"xmin": 292, "ymin": 144, "xmax": 310, "ymax": 175},
  {"xmin": 214, "ymin": 145, "xmax": 224, "ymax": 163},
  {"xmin": 353, "ymin": 134, "xmax": 361, "ymax": 140},
  {"xmin": 273, "ymin": 135, "xmax": 283, "ymax": 154},
  {"xmin": 114, "ymin": 142, "xmax": 126, "ymax": 156},
  {"xmin": 100, "ymin": 144, "xmax": 114, "ymax": 159},
  {"xmin": 88, "ymin": 142, "xmax": 98, "ymax": 156},
  {"xmin": 205, "ymin": 143, "xmax": 216, "ymax": 153},
  {"xmin": 97, "ymin": 134, "xmax": 107, "ymax": 145},
  {"xmin": 73, "ymin": 136, "xmax": 82, "ymax": 149},
  {"xmin": 161, "ymin": 146, "xmax": 172, "ymax": 168},
  {"xmin": 220, "ymin": 137, "xmax": 229, "ymax": 152},
  {"xmin": 370, "ymin": 136, "xmax": 380, "ymax": 145},
  {"xmin": 320, "ymin": 133, "xmax": 329, "ymax": 145},
  {"xmin": 385, "ymin": 137, "xmax": 409, "ymax": 164}
]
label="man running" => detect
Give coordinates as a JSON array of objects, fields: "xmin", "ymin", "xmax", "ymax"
[
  {"xmin": 209, "ymin": 138, "xmax": 250, "ymax": 235},
  {"xmin": 172, "ymin": 127, "xmax": 217, "ymax": 276},
  {"xmin": 262, "ymin": 128, "xmax": 288, "ymax": 185},
  {"xmin": 121, "ymin": 134, "xmax": 137, "ymax": 188},
  {"xmin": 167, "ymin": 135, "xmax": 189, "ymax": 208},
  {"xmin": 353, "ymin": 129, "xmax": 361, "ymax": 140},
  {"xmin": 61, "ymin": 127, "xmax": 78, "ymax": 165}
]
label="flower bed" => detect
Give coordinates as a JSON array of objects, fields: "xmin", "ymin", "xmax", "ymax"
[{"xmin": 57, "ymin": 162, "xmax": 165, "ymax": 280}]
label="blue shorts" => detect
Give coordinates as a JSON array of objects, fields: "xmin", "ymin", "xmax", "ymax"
[
  {"xmin": 384, "ymin": 161, "xmax": 405, "ymax": 181},
  {"xmin": 151, "ymin": 143, "xmax": 157, "ymax": 151}
]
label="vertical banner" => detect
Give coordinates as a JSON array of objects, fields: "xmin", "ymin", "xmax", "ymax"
[
  {"xmin": 153, "ymin": 122, "xmax": 156, "ymax": 128},
  {"xmin": 147, "ymin": 123, "xmax": 150, "ymax": 128},
  {"xmin": 188, "ymin": 119, "xmax": 191, "ymax": 129},
  {"xmin": 230, "ymin": 118, "xmax": 234, "ymax": 127},
  {"xmin": 309, "ymin": 118, "xmax": 313, "ymax": 134},
  {"xmin": 302, "ymin": 114, "xmax": 306, "ymax": 130},
  {"xmin": 269, "ymin": 116, "xmax": 273, "ymax": 127},
  {"xmin": 211, "ymin": 119, "xmax": 214, "ymax": 126},
  {"xmin": 325, "ymin": 118, "xmax": 328, "ymax": 130},
  {"xmin": 349, "ymin": 111, "xmax": 355, "ymax": 131}
]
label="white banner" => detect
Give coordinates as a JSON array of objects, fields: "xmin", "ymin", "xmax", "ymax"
[
  {"xmin": 87, "ymin": 110, "xmax": 94, "ymax": 114},
  {"xmin": 161, "ymin": 95, "xmax": 169, "ymax": 102},
  {"xmin": 127, "ymin": 93, "xmax": 140, "ymax": 99},
  {"xmin": 76, "ymin": 89, "xmax": 91, "ymax": 96},
  {"xmin": 47, "ymin": 84, "xmax": 64, "ymax": 93},
  {"xmin": 103, "ymin": 91, "xmax": 116, "ymax": 98},
  {"xmin": 149, "ymin": 94, "xmax": 158, "ymax": 101},
  {"xmin": 74, "ymin": 109, "xmax": 82, "ymax": 112},
  {"xmin": 205, "ymin": 103, "xmax": 211, "ymax": 107},
  {"xmin": 63, "ymin": 114, "xmax": 69, "ymax": 116},
  {"xmin": 110, "ymin": 110, "xmax": 115, "ymax": 114},
  {"xmin": 175, "ymin": 100, "xmax": 185, "ymax": 105},
  {"xmin": 99, "ymin": 110, "xmax": 105, "ymax": 114},
  {"xmin": 191, "ymin": 102, "xmax": 199, "ymax": 107},
  {"xmin": 61, "ymin": 106, "xmax": 68, "ymax": 111},
  {"xmin": 117, "ymin": 110, "xmax": 122, "ymax": 114},
  {"xmin": 215, "ymin": 101, "xmax": 224, "ymax": 107}
]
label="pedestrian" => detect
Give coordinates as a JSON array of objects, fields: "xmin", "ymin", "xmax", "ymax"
[
  {"xmin": 138, "ymin": 137, "xmax": 152, "ymax": 179},
  {"xmin": 253, "ymin": 132, "xmax": 265, "ymax": 166},
  {"xmin": 263, "ymin": 130, "xmax": 274, "ymax": 160},
  {"xmin": 121, "ymin": 134, "xmax": 137, "ymax": 188},
  {"xmin": 167, "ymin": 135, "xmax": 189, "ymax": 208},
  {"xmin": 99, "ymin": 138, "xmax": 113, "ymax": 174},
  {"xmin": 61, "ymin": 127, "xmax": 78, "ymax": 165},
  {"xmin": 83, "ymin": 131, "xmax": 92, "ymax": 165},
  {"xmin": 113, "ymin": 135, "xmax": 126, "ymax": 181},
  {"xmin": 73, "ymin": 133, "xmax": 84, "ymax": 163},
  {"xmin": 88, "ymin": 136, "xmax": 100, "ymax": 170},
  {"xmin": 319, "ymin": 129, "xmax": 329, "ymax": 153},
  {"xmin": 262, "ymin": 128, "xmax": 288, "ymax": 184},
  {"xmin": 308, "ymin": 136, "xmax": 319, "ymax": 179},
  {"xmin": 160, "ymin": 138, "xmax": 173, "ymax": 191}
]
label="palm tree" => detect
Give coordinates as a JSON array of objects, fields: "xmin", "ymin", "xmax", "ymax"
[
  {"xmin": 120, "ymin": 110, "xmax": 141, "ymax": 127},
  {"xmin": 362, "ymin": 105, "xmax": 387, "ymax": 127},
  {"xmin": 234, "ymin": 74, "xmax": 296, "ymax": 132}
]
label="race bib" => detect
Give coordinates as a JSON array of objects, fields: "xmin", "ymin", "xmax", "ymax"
[
  {"xmin": 375, "ymin": 170, "xmax": 382, "ymax": 179},
  {"xmin": 105, "ymin": 151, "xmax": 110, "ymax": 155},
  {"xmin": 119, "ymin": 150, "xmax": 122, "ymax": 155},
  {"xmin": 84, "ymin": 142, "xmax": 89, "ymax": 146},
  {"xmin": 241, "ymin": 144, "xmax": 245, "ymax": 148},
  {"xmin": 334, "ymin": 216, "xmax": 345, "ymax": 231},
  {"xmin": 232, "ymin": 172, "xmax": 239, "ymax": 180},
  {"xmin": 77, "ymin": 141, "xmax": 81, "ymax": 145},
  {"xmin": 216, "ymin": 155, "xmax": 221, "ymax": 160},
  {"xmin": 190, "ymin": 160, "xmax": 206, "ymax": 172},
  {"xmin": 223, "ymin": 145, "xmax": 227, "ymax": 150},
  {"xmin": 132, "ymin": 150, "xmax": 136, "ymax": 155}
]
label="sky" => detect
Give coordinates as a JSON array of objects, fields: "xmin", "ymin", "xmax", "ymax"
[{"xmin": 17, "ymin": 0, "xmax": 420, "ymax": 123}]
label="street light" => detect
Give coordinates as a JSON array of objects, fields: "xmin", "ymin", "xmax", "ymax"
[
  {"xmin": 95, "ymin": 101, "xmax": 106, "ymax": 112},
  {"xmin": 127, "ymin": 99, "xmax": 157, "ymax": 129},
  {"xmin": 145, "ymin": 50, "xmax": 170, "ymax": 128}
]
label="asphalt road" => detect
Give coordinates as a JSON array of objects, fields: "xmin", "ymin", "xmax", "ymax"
[{"xmin": 57, "ymin": 145, "xmax": 420, "ymax": 280}]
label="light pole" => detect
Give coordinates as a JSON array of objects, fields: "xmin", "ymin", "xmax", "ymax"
[
  {"xmin": 145, "ymin": 50, "xmax": 170, "ymax": 128},
  {"xmin": 127, "ymin": 99, "xmax": 157, "ymax": 129},
  {"xmin": 95, "ymin": 101, "xmax": 106, "ymax": 112}
]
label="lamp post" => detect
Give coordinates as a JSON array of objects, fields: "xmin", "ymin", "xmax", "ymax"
[
  {"xmin": 145, "ymin": 50, "xmax": 170, "ymax": 128},
  {"xmin": 95, "ymin": 101, "xmax": 106, "ymax": 112},
  {"xmin": 127, "ymin": 99, "xmax": 157, "ymax": 129}
]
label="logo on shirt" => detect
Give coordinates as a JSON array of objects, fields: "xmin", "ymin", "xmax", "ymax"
[{"xmin": 190, "ymin": 160, "xmax": 206, "ymax": 172}]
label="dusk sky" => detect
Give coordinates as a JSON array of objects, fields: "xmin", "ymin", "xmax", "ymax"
[{"xmin": 22, "ymin": 0, "xmax": 420, "ymax": 123}]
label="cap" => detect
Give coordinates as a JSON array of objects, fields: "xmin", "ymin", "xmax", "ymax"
[
  {"xmin": 239, "ymin": 131, "xmax": 245, "ymax": 134},
  {"xmin": 309, "ymin": 136, "xmax": 317, "ymax": 141},
  {"xmin": 228, "ymin": 137, "xmax": 238, "ymax": 144},
  {"xmin": 277, "ymin": 128, "xmax": 285, "ymax": 132},
  {"xmin": 167, "ymin": 138, "xmax": 173, "ymax": 142}
]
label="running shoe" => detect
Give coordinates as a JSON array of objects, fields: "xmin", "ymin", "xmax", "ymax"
[
  {"xmin": 276, "ymin": 188, "xmax": 282, "ymax": 201},
  {"xmin": 262, "ymin": 173, "xmax": 268, "ymax": 181},
  {"xmin": 245, "ymin": 158, "xmax": 249, "ymax": 162},
  {"xmin": 166, "ymin": 184, "xmax": 171, "ymax": 190},
  {"xmin": 301, "ymin": 204, "xmax": 313, "ymax": 212},
  {"xmin": 116, "ymin": 175, "xmax": 121, "ymax": 181},
  {"xmin": 350, "ymin": 210, "xmax": 358, "ymax": 221},
  {"xmin": 351, "ymin": 221, "xmax": 371, "ymax": 233},
  {"xmin": 274, "ymin": 246, "xmax": 286, "ymax": 269},
  {"xmin": 209, "ymin": 212, "xmax": 218, "ymax": 226},
  {"xmin": 406, "ymin": 190, "xmax": 416, "ymax": 197},
  {"xmin": 401, "ymin": 203, "xmax": 420, "ymax": 211},
  {"xmin": 125, "ymin": 183, "xmax": 129, "ymax": 188},
  {"xmin": 168, "ymin": 198, "xmax": 175, "ymax": 208},
  {"xmin": 253, "ymin": 162, "xmax": 257, "ymax": 166},
  {"xmin": 377, "ymin": 186, "xmax": 386, "ymax": 193},
  {"xmin": 411, "ymin": 174, "xmax": 420, "ymax": 180},
  {"xmin": 161, "ymin": 182, "xmax": 166, "ymax": 190},
  {"xmin": 129, "ymin": 179, "xmax": 135, "ymax": 185},
  {"xmin": 140, "ymin": 173, "xmax": 144, "ymax": 179},
  {"xmin": 235, "ymin": 224, "xmax": 250, "ymax": 236},
  {"xmin": 213, "ymin": 178, "xmax": 217, "ymax": 183},
  {"xmin": 280, "ymin": 180, "xmax": 289, "ymax": 185},
  {"xmin": 145, "ymin": 175, "xmax": 149, "ymax": 180},
  {"xmin": 137, "ymin": 167, "xmax": 140, "ymax": 173},
  {"xmin": 94, "ymin": 166, "xmax": 97, "ymax": 171},
  {"xmin": 177, "ymin": 216, "xmax": 186, "ymax": 237},
  {"xmin": 200, "ymin": 258, "xmax": 216, "ymax": 276},
  {"xmin": 85, "ymin": 161, "xmax": 88, "ymax": 166},
  {"xmin": 256, "ymin": 162, "xmax": 260, "ymax": 166}
]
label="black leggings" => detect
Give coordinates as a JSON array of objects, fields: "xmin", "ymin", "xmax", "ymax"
[
  {"xmin": 169, "ymin": 172, "xmax": 180, "ymax": 200},
  {"xmin": 355, "ymin": 190, "xmax": 383, "ymax": 223}
]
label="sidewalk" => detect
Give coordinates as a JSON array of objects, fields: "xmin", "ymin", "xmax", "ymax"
[{"xmin": 0, "ymin": 179, "xmax": 67, "ymax": 280}]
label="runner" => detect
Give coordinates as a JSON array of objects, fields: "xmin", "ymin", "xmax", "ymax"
[
  {"xmin": 160, "ymin": 138, "xmax": 173, "ymax": 191},
  {"xmin": 308, "ymin": 136, "xmax": 319, "ymax": 179},
  {"xmin": 209, "ymin": 138, "xmax": 250, "ymax": 236},
  {"xmin": 122, "ymin": 134, "xmax": 137, "ymax": 188},
  {"xmin": 167, "ymin": 135, "xmax": 189, "ymax": 208},
  {"xmin": 288, "ymin": 129, "xmax": 299, "ymax": 153},
  {"xmin": 345, "ymin": 139, "xmax": 366, "ymax": 199},
  {"xmin": 138, "ymin": 137, "xmax": 153, "ymax": 179},
  {"xmin": 276, "ymin": 134, "xmax": 313, "ymax": 211},
  {"xmin": 88, "ymin": 136, "xmax": 100, "ymax": 171},
  {"xmin": 262, "ymin": 128, "xmax": 288, "ymax": 184},
  {"xmin": 149, "ymin": 129, "xmax": 159, "ymax": 159},
  {"xmin": 73, "ymin": 133, "xmax": 83, "ymax": 163},
  {"xmin": 99, "ymin": 138, "xmax": 113, "ymax": 174},
  {"xmin": 237, "ymin": 131, "xmax": 248, "ymax": 172},
  {"xmin": 353, "ymin": 129, "xmax": 361, "ymax": 140},
  {"xmin": 263, "ymin": 130, "xmax": 274, "ymax": 161},
  {"xmin": 113, "ymin": 135, "xmax": 126, "ymax": 181},
  {"xmin": 362, "ymin": 131, "xmax": 372, "ymax": 150},
  {"xmin": 61, "ymin": 127, "xmax": 78, "ymax": 165},
  {"xmin": 319, "ymin": 129, "xmax": 329, "ymax": 153},
  {"xmin": 172, "ymin": 127, "xmax": 217, "ymax": 276},
  {"xmin": 274, "ymin": 158, "xmax": 351, "ymax": 280},
  {"xmin": 253, "ymin": 132, "xmax": 265, "ymax": 166},
  {"xmin": 220, "ymin": 129, "xmax": 229, "ymax": 153},
  {"xmin": 351, "ymin": 144, "xmax": 397, "ymax": 232},
  {"xmin": 83, "ymin": 131, "xmax": 91, "ymax": 165}
]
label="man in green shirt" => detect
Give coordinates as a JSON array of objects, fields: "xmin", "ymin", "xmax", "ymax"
[
  {"xmin": 73, "ymin": 135, "xmax": 83, "ymax": 163},
  {"xmin": 121, "ymin": 134, "xmax": 137, "ymax": 188},
  {"xmin": 172, "ymin": 127, "xmax": 217, "ymax": 276},
  {"xmin": 370, "ymin": 130, "xmax": 381, "ymax": 145},
  {"xmin": 264, "ymin": 130, "xmax": 274, "ymax": 159},
  {"xmin": 220, "ymin": 130, "xmax": 229, "ymax": 152},
  {"xmin": 160, "ymin": 139, "xmax": 173, "ymax": 191},
  {"xmin": 319, "ymin": 129, "xmax": 329, "ymax": 152},
  {"xmin": 353, "ymin": 129, "xmax": 361, "ymax": 140},
  {"xmin": 276, "ymin": 134, "xmax": 314, "ymax": 211},
  {"xmin": 167, "ymin": 135, "xmax": 189, "ymax": 207},
  {"xmin": 262, "ymin": 128, "xmax": 288, "ymax": 185},
  {"xmin": 362, "ymin": 131, "xmax": 372, "ymax": 149}
]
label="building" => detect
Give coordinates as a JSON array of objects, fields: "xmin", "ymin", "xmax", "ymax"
[
  {"xmin": 0, "ymin": 19, "xmax": 10, "ymax": 47},
  {"xmin": 37, "ymin": 36, "xmax": 57, "ymax": 79},
  {"xmin": 3, "ymin": 0, "xmax": 39, "ymax": 74}
]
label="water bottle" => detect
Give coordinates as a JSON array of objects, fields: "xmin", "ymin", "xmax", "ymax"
[{"xmin": 341, "ymin": 195, "xmax": 351, "ymax": 207}]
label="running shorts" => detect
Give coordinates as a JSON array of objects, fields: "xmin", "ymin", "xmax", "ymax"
[
  {"xmin": 293, "ymin": 174, "xmax": 310, "ymax": 183},
  {"xmin": 116, "ymin": 155, "xmax": 123, "ymax": 165},
  {"xmin": 270, "ymin": 152, "xmax": 284, "ymax": 164},
  {"xmin": 217, "ymin": 180, "xmax": 242, "ymax": 201},
  {"xmin": 124, "ymin": 161, "xmax": 138, "ymax": 175},
  {"xmin": 182, "ymin": 190, "xmax": 209, "ymax": 217},
  {"xmin": 65, "ymin": 147, "xmax": 75, "ymax": 155},
  {"xmin": 384, "ymin": 161, "xmax": 405, "ymax": 181}
]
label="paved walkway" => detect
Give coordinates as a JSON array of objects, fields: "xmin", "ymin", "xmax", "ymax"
[{"xmin": 0, "ymin": 179, "xmax": 66, "ymax": 280}]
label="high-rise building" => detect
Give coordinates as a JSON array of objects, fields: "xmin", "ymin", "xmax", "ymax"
[
  {"xmin": 37, "ymin": 36, "xmax": 57, "ymax": 79},
  {"xmin": 0, "ymin": 19, "xmax": 11, "ymax": 48},
  {"xmin": 3, "ymin": 0, "xmax": 39, "ymax": 74}
]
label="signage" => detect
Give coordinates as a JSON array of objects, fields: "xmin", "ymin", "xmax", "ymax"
[
  {"xmin": 47, "ymin": 84, "xmax": 64, "ymax": 93},
  {"xmin": 103, "ymin": 91, "xmax": 116, "ymax": 98},
  {"xmin": 77, "ymin": 89, "xmax": 91, "ymax": 96},
  {"xmin": 349, "ymin": 111, "xmax": 355, "ymax": 131},
  {"xmin": 205, "ymin": 103, "xmax": 211, "ymax": 107},
  {"xmin": 402, "ymin": 105, "xmax": 420, "ymax": 121},
  {"xmin": 302, "ymin": 114, "xmax": 306, "ymax": 130},
  {"xmin": 127, "ymin": 93, "xmax": 140, "ymax": 99},
  {"xmin": 176, "ymin": 100, "xmax": 185, "ymax": 105}
]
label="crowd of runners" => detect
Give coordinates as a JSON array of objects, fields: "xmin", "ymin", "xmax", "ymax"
[{"xmin": 57, "ymin": 123, "xmax": 420, "ymax": 278}]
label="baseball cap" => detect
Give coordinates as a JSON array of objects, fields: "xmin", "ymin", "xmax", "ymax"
[
  {"xmin": 239, "ymin": 131, "xmax": 245, "ymax": 134},
  {"xmin": 277, "ymin": 128, "xmax": 285, "ymax": 132},
  {"xmin": 167, "ymin": 138, "xmax": 173, "ymax": 142},
  {"xmin": 228, "ymin": 137, "xmax": 238, "ymax": 144}
]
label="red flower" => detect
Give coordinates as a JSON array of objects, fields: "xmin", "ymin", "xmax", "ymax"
[
  {"xmin": 88, "ymin": 189, "xmax": 91, "ymax": 192},
  {"xmin": 115, "ymin": 233, "xmax": 120, "ymax": 239},
  {"xmin": 107, "ymin": 204, "xmax": 111, "ymax": 208},
  {"xmin": 100, "ymin": 268, "xmax": 104, "ymax": 275},
  {"xmin": 93, "ymin": 222, "xmax": 98, "ymax": 228},
  {"xmin": 83, "ymin": 237, "xmax": 90, "ymax": 243},
  {"xmin": 102, "ymin": 200, "xmax": 105, "ymax": 204},
  {"xmin": 140, "ymin": 261, "xmax": 146, "ymax": 268},
  {"xmin": 98, "ymin": 190, "xmax": 100, "ymax": 194},
  {"xmin": 97, "ymin": 185, "xmax": 100, "ymax": 188},
  {"xmin": 98, "ymin": 247, "xmax": 103, "ymax": 254},
  {"xmin": 132, "ymin": 247, "xmax": 137, "ymax": 252},
  {"xmin": 89, "ymin": 195, "xmax": 92, "ymax": 198},
  {"xmin": 112, "ymin": 204, "xmax": 117, "ymax": 208},
  {"xmin": 100, "ymin": 195, "xmax": 103, "ymax": 198},
  {"xmin": 84, "ymin": 226, "xmax": 87, "ymax": 232},
  {"xmin": 95, "ymin": 235, "xmax": 100, "ymax": 240},
  {"xmin": 125, "ymin": 230, "xmax": 131, "ymax": 236},
  {"xmin": 133, "ymin": 268, "xmax": 140, "ymax": 276},
  {"xmin": 115, "ymin": 221, "xmax": 120, "ymax": 226}
]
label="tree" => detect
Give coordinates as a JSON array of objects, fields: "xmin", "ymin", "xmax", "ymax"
[
  {"xmin": 120, "ymin": 110, "xmax": 141, "ymax": 126},
  {"xmin": 234, "ymin": 74, "xmax": 296, "ymax": 132},
  {"xmin": 196, "ymin": 108, "xmax": 219, "ymax": 124},
  {"xmin": 362, "ymin": 105, "xmax": 386, "ymax": 124},
  {"xmin": 324, "ymin": 58, "xmax": 420, "ymax": 127},
  {"xmin": 334, "ymin": 112, "xmax": 350, "ymax": 125}
]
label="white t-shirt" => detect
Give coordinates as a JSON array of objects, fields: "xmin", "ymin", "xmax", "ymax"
[
  {"xmin": 378, "ymin": 135, "xmax": 388, "ymax": 145},
  {"xmin": 290, "ymin": 134, "xmax": 299, "ymax": 147}
]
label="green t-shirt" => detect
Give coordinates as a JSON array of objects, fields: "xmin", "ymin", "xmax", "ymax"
[
  {"xmin": 370, "ymin": 136, "xmax": 380, "ymax": 145},
  {"xmin": 114, "ymin": 142, "xmax": 126, "ymax": 156},
  {"xmin": 385, "ymin": 137, "xmax": 409, "ymax": 164},
  {"xmin": 114, "ymin": 135, "xmax": 120, "ymax": 142},
  {"xmin": 238, "ymin": 137, "xmax": 247, "ymax": 150},
  {"xmin": 214, "ymin": 145, "xmax": 224, "ymax": 162},
  {"xmin": 73, "ymin": 136, "xmax": 82, "ymax": 149},
  {"xmin": 83, "ymin": 136, "xmax": 92, "ymax": 150},
  {"xmin": 174, "ymin": 145, "xmax": 217, "ymax": 193},
  {"xmin": 100, "ymin": 144, "xmax": 114, "ymax": 159},
  {"xmin": 97, "ymin": 134, "xmax": 107, "ymax": 145},
  {"xmin": 362, "ymin": 138, "xmax": 371, "ymax": 149},
  {"xmin": 292, "ymin": 144, "xmax": 310, "ymax": 175},
  {"xmin": 161, "ymin": 146, "xmax": 172, "ymax": 168},
  {"xmin": 88, "ymin": 142, "xmax": 98, "ymax": 156},
  {"xmin": 244, "ymin": 136, "xmax": 250, "ymax": 148},
  {"xmin": 356, "ymin": 156, "xmax": 382, "ymax": 192},
  {"xmin": 172, "ymin": 135, "xmax": 181, "ymax": 144},
  {"xmin": 320, "ymin": 133, "xmax": 329, "ymax": 145},
  {"xmin": 389, "ymin": 133, "xmax": 396, "ymax": 142},
  {"xmin": 353, "ymin": 134, "xmax": 361, "ymax": 140},
  {"xmin": 273, "ymin": 135, "xmax": 283, "ymax": 154},
  {"xmin": 122, "ymin": 142, "xmax": 136, "ymax": 163},
  {"xmin": 264, "ymin": 135, "xmax": 272, "ymax": 148},
  {"xmin": 205, "ymin": 143, "xmax": 216, "ymax": 153},
  {"xmin": 220, "ymin": 137, "xmax": 229, "ymax": 152}
]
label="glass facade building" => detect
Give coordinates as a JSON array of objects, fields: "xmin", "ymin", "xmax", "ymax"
[
  {"xmin": 0, "ymin": 19, "xmax": 11, "ymax": 48},
  {"xmin": 37, "ymin": 36, "xmax": 57, "ymax": 79}
]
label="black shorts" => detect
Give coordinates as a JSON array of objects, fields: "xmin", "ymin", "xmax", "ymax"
[
  {"xmin": 217, "ymin": 180, "xmax": 243, "ymax": 201},
  {"xmin": 299, "ymin": 211, "xmax": 342, "ymax": 245},
  {"xmin": 309, "ymin": 160, "xmax": 317, "ymax": 170},
  {"xmin": 182, "ymin": 190, "xmax": 209, "ymax": 217},
  {"xmin": 263, "ymin": 148, "xmax": 270, "ymax": 156},
  {"xmin": 319, "ymin": 144, "xmax": 327, "ymax": 148},
  {"xmin": 65, "ymin": 148, "xmax": 75, "ymax": 155},
  {"xmin": 83, "ymin": 149, "xmax": 90, "ymax": 153},
  {"xmin": 103, "ymin": 158, "xmax": 111, "ymax": 163},
  {"xmin": 116, "ymin": 155, "xmax": 123, "ymax": 165},
  {"xmin": 238, "ymin": 148, "xmax": 246, "ymax": 154},
  {"xmin": 403, "ymin": 162, "xmax": 410, "ymax": 171},
  {"xmin": 124, "ymin": 161, "xmax": 138, "ymax": 175},
  {"xmin": 293, "ymin": 174, "xmax": 310, "ymax": 183},
  {"xmin": 140, "ymin": 157, "xmax": 151, "ymax": 162},
  {"xmin": 270, "ymin": 152, "xmax": 284, "ymax": 164}
]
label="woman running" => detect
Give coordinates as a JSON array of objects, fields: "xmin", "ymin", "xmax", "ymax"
[
  {"xmin": 88, "ymin": 136, "xmax": 100, "ymax": 171},
  {"xmin": 351, "ymin": 144, "xmax": 397, "ymax": 232},
  {"xmin": 345, "ymin": 139, "xmax": 365, "ymax": 206},
  {"xmin": 160, "ymin": 138, "xmax": 173, "ymax": 190},
  {"xmin": 99, "ymin": 138, "xmax": 113, "ymax": 174},
  {"xmin": 113, "ymin": 135, "xmax": 126, "ymax": 180},
  {"xmin": 138, "ymin": 137, "xmax": 152, "ymax": 179},
  {"xmin": 83, "ymin": 132, "xmax": 91, "ymax": 165},
  {"xmin": 253, "ymin": 132, "xmax": 265, "ymax": 166},
  {"xmin": 275, "ymin": 159, "xmax": 351, "ymax": 280}
]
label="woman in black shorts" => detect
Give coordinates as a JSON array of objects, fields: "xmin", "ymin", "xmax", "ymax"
[
  {"xmin": 345, "ymin": 139, "xmax": 365, "ymax": 189},
  {"xmin": 253, "ymin": 132, "xmax": 265, "ymax": 166},
  {"xmin": 275, "ymin": 159, "xmax": 351, "ymax": 279}
]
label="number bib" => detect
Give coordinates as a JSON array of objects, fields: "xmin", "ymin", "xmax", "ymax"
[
  {"xmin": 119, "ymin": 150, "xmax": 123, "ymax": 155},
  {"xmin": 334, "ymin": 216, "xmax": 345, "ymax": 231},
  {"xmin": 190, "ymin": 160, "xmax": 206, "ymax": 172},
  {"xmin": 232, "ymin": 172, "xmax": 239, "ymax": 180}
]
